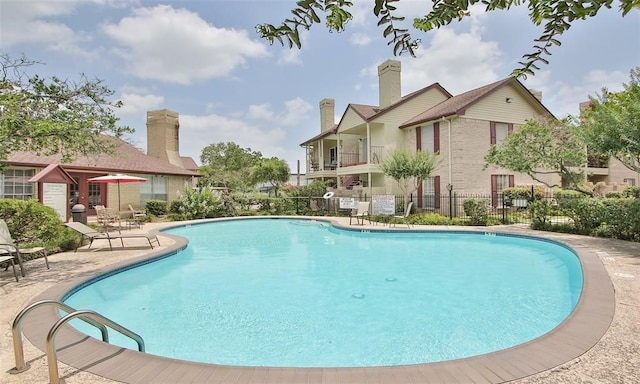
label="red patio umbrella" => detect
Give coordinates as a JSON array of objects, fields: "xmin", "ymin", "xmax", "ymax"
[{"xmin": 87, "ymin": 174, "xmax": 147, "ymax": 211}]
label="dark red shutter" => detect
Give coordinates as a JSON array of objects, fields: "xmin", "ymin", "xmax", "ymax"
[
  {"xmin": 491, "ymin": 175, "xmax": 498, "ymax": 207},
  {"xmin": 417, "ymin": 184, "xmax": 423, "ymax": 208},
  {"xmin": 490, "ymin": 122, "xmax": 496, "ymax": 144},
  {"xmin": 416, "ymin": 126, "xmax": 422, "ymax": 150},
  {"xmin": 433, "ymin": 122, "xmax": 440, "ymax": 153},
  {"xmin": 508, "ymin": 123, "xmax": 513, "ymax": 135},
  {"xmin": 434, "ymin": 175, "xmax": 441, "ymax": 209},
  {"xmin": 508, "ymin": 175, "xmax": 515, "ymax": 187}
]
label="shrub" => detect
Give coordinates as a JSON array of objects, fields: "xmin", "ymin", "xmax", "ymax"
[
  {"xmin": 463, "ymin": 198, "xmax": 490, "ymax": 225},
  {"xmin": 409, "ymin": 212, "xmax": 465, "ymax": 226},
  {"xmin": 176, "ymin": 185, "xmax": 234, "ymax": 219},
  {"xmin": 169, "ymin": 199, "xmax": 183, "ymax": 214},
  {"xmin": 528, "ymin": 200, "xmax": 554, "ymax": 226},
  {"xmin": 621, "ymin": 186, "xmax": 640, "ymax": 198},
  {"xmin": 145, "ymin": 200, "xmax": 168, "ymax": 216},
  {"xmin": 0, "ymin": 198, "xmax": 64, "ymax": 254},
  {"xmin": 502, "ymin": 186, "xmax": 546, "ymax": 204},
  {"xmin": 605, "ymin": 191, "xmax": 624, "ymax": 198}
]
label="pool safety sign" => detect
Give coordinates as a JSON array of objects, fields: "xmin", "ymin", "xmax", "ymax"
[
  {"xmin": 372, "ymin": 195, "xmax": 395, "ymax": 215},
  {"xmin": 339, "ymin": 197, "xmax": 358, "ymax": 209}
]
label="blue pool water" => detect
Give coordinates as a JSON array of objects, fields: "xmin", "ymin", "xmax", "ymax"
[{"xmin": 64, "ymin": 218, "xmax": 583, "ymax": 368}]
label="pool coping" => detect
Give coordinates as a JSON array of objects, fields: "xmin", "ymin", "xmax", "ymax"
[{"xmin": 20, "ymin": 217, "xmax": 615, "ymax": 384}]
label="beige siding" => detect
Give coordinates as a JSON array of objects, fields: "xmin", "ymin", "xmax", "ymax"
[
  {"xmin": 105, "ymin": 175, "xmax": 193, "ymax": 210},
  {"xmin": 338, "ymin": 109, "xmax": 366, "ymax": 130},
  {"xmin": 464, "ymin": 85, "xmax": 549, "ymax": 124},
  {"xmin": 598, "ymin": 158, "xmax": 640, "ymax": 188},
  {"xmin": 371, "ymin": 91, "xmax": 450, "ymax": 161}
]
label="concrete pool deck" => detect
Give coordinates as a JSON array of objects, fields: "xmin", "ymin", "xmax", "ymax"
[{"xmin": 1, "ymin": 218, "xmax": 638, "ymax": 384}]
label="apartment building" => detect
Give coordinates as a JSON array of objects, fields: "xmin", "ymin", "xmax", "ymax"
[{"xmin": 301, "ymin": 60, "xmax": 638, "ymax": 210}]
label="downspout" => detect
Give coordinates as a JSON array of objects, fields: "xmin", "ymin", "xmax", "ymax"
[
  {"xmin": 366, "ymin": 122, "xmax": 372, "ymax": 197},
  {"xmin": 440, "ymin": 116, "xmax": 453, "ymax": 189},
  {"xmin": 336, "ymin": 132, "xmax": 341, "ymax": 188}
]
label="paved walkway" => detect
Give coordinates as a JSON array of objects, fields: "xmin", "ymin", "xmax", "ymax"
[{"xmin": 1, "ymin": 219, "xmax": 638, "ymax": 384}]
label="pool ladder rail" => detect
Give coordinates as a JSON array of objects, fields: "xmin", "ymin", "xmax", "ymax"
[{"xmin": 9, "ymin": 299, "xmax": 145, "ymax": 384}]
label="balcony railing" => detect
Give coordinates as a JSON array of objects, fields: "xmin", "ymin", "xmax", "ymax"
[
  {"xmin": 587, "ymin": 155, "xmax": 609, "ymax": 168},
  {"xmin": 340, "ymin": 146, "xmax": 384, "ymax": 167}
]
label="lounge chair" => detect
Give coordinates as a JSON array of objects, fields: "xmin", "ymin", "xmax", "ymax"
[
  {"xmin": 391, "ymin": 202, "xmax": 413, "ymax": 228},
  {"xmin": 0, "ymin": 219, "xmax": 49, "ymax": 277},
  {"xmin": 66, "ymin": 222, "xmax": 160, "ymax": 251},
  {"xmin": 349, "ymin": 201, "xmax": 370, "ymax": 225}
]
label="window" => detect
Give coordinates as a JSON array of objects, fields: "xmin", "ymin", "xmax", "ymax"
[
  {"xmin": 490, "ymin": 122, "xmax": 513, "ymax": 145},
  {"xmin": 139, "ymin": 175, "xmax": 167, "ymax": 205},
  {"xmin": 419, "ymin": 123, "xmax": 440, "ymax": 153},
  {"xmin": 422, "ymin": 175, "xmax": 441, "ymax": 210},
  {"xmin": 491, "ymin": 174, "xmax": 514, "ymax": 207},
  {"xmin": 329, "ymin": 147, "xmax": 337, "ymax": 166},
  {"xmin": 624, "ymin": 178, "xmax": 637, "ymax": 186},
  {"xmin": 0, "ymin": 168, "xmax": 35, "ymax": 200}
]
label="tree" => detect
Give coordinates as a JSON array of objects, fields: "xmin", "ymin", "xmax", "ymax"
[
  {"xmin": 0, "ymin": 54, "xmax": 131, "ymax": 171},
  {"xmin": 257, "ymin": 0, "xmax": 639, "ymax": 77},
  {"xmin": 579, "ymin": 67, "xmax": 640, "ymax": 173},
  {"xmin": 199, "ymin": 142, "xmax": 263, "ymax": 190},
  {"xmin": 483, "ymin": 117, "xmax": 590, "ymax": 193},
  {"xmin": 250, "ymin": 157, "xmax": 291, "ymax": 197},
  {"xmin": 379, "ymin": 149, "xmax": 440, "ymax": 206}
]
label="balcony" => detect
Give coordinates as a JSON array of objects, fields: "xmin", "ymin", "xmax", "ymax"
[
  {"xmin": 340, "ymin": 146, "xmax": 384, "ymax": 167},
  {"xmin": 586, "ymin": 154, "xmax": 610, "ymax": 176}
]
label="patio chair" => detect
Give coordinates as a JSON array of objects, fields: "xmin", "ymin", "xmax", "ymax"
[
  {"xmin": 391, "ymin": 202, "xmax": 413, "ymax": 228},
  {"xmin": 65, "ymin": 221, "xmax": 160, "ymax": 251},
  {"xmin": 0, "ymin": 219, "xmax": 49, "ymax": 277},
  {"xmin": 349, "ymin": 201, "xmax": 370, "ymax": 225},
  {"xmin": 127, "ymin": 204, "xmax": 146, "ymax": 229},
  {"xmin": 0, "ymin": 255, "xmax": 19, "ymax": 282},
  {"xmin": 95, "ymin": 205, "xmax": 122, "ymax": 232}
]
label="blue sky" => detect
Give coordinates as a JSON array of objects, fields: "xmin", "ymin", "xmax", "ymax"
[{"xmin": 1, "ymin": 1, "xmax": 638, "ymax": 171}]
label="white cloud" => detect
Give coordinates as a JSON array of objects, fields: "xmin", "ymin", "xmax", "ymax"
[
  {"xmin": 247, "ymin": 104, "xmax": 275, "ymax": 121},
  {"xmin": 0, "ymin": 1, "xmax": 94, "ymax": 56},
  {"xmin": 523, "ymin": 69, "xmax": 629, "ymax": 118},
  {"xmin": 279, "ymin": 98, "xmax": 313, "ymax": 126},
  {"xmin": 101, "ymin": 5, "xmax": 269, "ymax": 84},
  {"xmin": 179, "ymin": 113, "xmax": 288, "ymax": 163},
  {"xmin": 278, "ymin": 49, "xmax": 302, "ymax": 65},
  {"xmin": 403, "ymin": 28, "xmax": 501, "ymax": 94},
  {"xmin": 117, "ymin": 91, "xmax": 165, "ymax": 116},
  {"xmin": 246, "ymin": 98, "xmax": 313, "ymax": 127},
  {"xmin": 350, "ymin": 33, "xmax": 372, "ymax": 46}
]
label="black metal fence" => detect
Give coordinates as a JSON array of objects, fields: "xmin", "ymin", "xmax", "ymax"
[{"xmin": 290, "ymin": 193, "xmax": 570, "ymax": 226}]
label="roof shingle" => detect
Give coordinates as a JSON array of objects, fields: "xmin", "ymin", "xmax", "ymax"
[{"xmin": 7, "ymin": 135, "xmax": 198, "ymax": 176}]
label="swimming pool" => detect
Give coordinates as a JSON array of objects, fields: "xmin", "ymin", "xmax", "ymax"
[{"xmin": 63, "ymin": 218, "xmax": 583, "ymax": 368}]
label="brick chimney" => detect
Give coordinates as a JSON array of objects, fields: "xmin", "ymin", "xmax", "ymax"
[
  {"xmin": 529, "ymin": 89, "xmax": 542, "ymax": 102},
  {"xmin": 320, "ymin": 98, "xmax": 335, "ymax": 132},
  {"xmin": 378, "ymin": 59, "xmax": 401, "ymax": 108},
  {"xmin": 146, "ymin": 109, "xmax": 183, "ymax": 168}
]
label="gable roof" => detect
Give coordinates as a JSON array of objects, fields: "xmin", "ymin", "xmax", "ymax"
[
  {"xmin": 399, "ymin": 77, "xmax": 555, "ymax": 128},
  {"xmin": 343, "ymin": 83, "xmax": 453, "ymax": 124},
  {"xmin": 28, "ymin": 164, "xmax": 76, "ymax": 184},
  {"xmin": 180, "ymin": 156, "xmax": 200, "ymax": 172},
  {"xmin": 300, "ymin": 127, "xmax": 338, "ymax": 146},
  {"xmin": 6, "ymin": 135, "xmax": 198, "ymax": 177}
]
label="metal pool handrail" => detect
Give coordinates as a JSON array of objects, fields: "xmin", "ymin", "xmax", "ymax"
[
  {"xmin": 46, "ymin": 309, "xmax": 145, "ymax": 384},
  {"xmin": 9, "ymin": 299, "xmax": 109, "ymax": 374}
]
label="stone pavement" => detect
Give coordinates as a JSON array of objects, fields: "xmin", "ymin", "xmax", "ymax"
[{"xmin": 1, "ymin": 219, "xmax": 638, "ymax": 384}]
